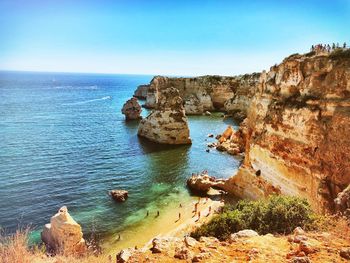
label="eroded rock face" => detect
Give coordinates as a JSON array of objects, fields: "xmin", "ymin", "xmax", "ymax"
[
  {"xmin": 121, "ymin": 97, "xmax": 142, "ymax": 120},
  {"xmin": 138, "ymin": 87, "xmax": 191, "ymax": 144},
  {"xmin": 133, "ymin": 84, "xmax": 149, "ymax": 99},
  {"xmin": 239, "ymin": 52, "xmax": 350, "ymax": 211},
  {"xmin": 142, "ymin": 74, "xmax": 260, "ymax": 114},
  {"xmin": 187, "ymin": 173, "xmax": 226, "ymax": 194},
  {"xmin": 41, "ymin": 206, "xmax": 86, "ymax": 255}
]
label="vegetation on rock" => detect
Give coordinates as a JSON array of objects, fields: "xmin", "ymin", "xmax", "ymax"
[{"xmin": 191, "ymin": 195, "xmax": 317, "ymax": 240}]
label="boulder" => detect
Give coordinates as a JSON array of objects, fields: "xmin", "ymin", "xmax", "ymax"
[
  {"xmin": 184, "ymin": 236, "xmax": 198, "ymax": 247},
  {"xmin": 138, "ymin": 87, "xmax": 191, "ymax": 144},
  {"xmin": 186, "ymin": 173, "xmax": 226, "ymax": 194},
  {"xmin": 231, "ymin": 229, "xmax": 259, "ymax": 239},
  {"xmin": 174, "ymin": 246, "xmax": 192, "ymax": 260},
  {"xmin": 41, "ymin": 206, "xmax": 86, "ymax": 255},
  {"xmin": 116, "ymin": 248, "xmax": 135, "ymax": 263},
  {"xmin": 340, "ymin": 247, "xmax": 350, "ymax": 260},
  {"xmin": 110, "ymin": 190, "xmax": 128, "ymax": 202},
  {"xmin": 121, "ymin": 97, "xmax": 142, "ymax": 120}
]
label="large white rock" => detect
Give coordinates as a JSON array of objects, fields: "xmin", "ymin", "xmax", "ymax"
[{"xmin": 41, "ymin": 206, "xmax": 86, "ymax": 255}]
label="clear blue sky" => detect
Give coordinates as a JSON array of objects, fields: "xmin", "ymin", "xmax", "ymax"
[{"xmin": 0, "ymin": 0, "xmax": 349, "ymax": 76}]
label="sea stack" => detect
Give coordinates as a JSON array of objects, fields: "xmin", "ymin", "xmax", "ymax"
[
  {"xmin": 41, "ymin": 206, "xmax": 86, "ymax": 255},
  {"xmin": 138, "ymin": 87, "xmax": 192, "ymax": 144},
  {"xmin": 121, "ymin": 97, "xmax": 142, "ymax": 120}
]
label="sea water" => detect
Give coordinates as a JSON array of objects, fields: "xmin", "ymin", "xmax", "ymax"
[{"xmin": 0, "ymin": 71, "xmax": 240, "ymax": 247}]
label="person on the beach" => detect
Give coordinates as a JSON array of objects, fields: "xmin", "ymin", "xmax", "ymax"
[
  {"xmin": 179, "ymin": 203, "xmax": 182, "ymax": 208},
  {"xmin": 178, "ymin": 212, "xmax": 181, "ymax": 220},
  {"xmin": 156, "ymin": 210, "xmax": 160, "ymax": 217},
  {"xmin": 146, "ymin": 210, "xmax": 149, "ymax": 217},
  {"xmin": 198, "ymin": 211, "xmax": 201, "ymax": 220},
  {"xmin": 194, "ymin": 202, "xmax": 199, "ymax": 213},
  {"xmin": 117, "ymin": 234, "xmax": 121, "ymax": 241}
]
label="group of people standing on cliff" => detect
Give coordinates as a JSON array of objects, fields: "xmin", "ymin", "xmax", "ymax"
[{"xmin": 311, "ymin": 42, "xmax": 347, "ymax": 54}]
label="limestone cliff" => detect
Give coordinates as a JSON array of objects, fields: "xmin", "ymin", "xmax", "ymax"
[
  {"xmin": 133, "ymin": 84, "xmax": 149, "ymax": 99},
  {"xmin": 240, "ymin": 51, "xmax": 350, "ymax": 211},
  {"xmin": 138, "ymin": 87, "xmax": 192, "ymax": 144},
  {"xmin": 142, "ymin": 74, "xmax": 259, "ymax": 117}
]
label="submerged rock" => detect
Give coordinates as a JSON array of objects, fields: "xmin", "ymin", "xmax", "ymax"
[
  {"xmin": 138, "ymin": 87, "xmax": 191, "ymax": 144},
  {"xmin": 121, "ymin": 97, "xmax": 142, "ymax": 120},
  {"xmin": 41, "ymin": 206, "xmax": 86, "ymax": 255},
  {"xmin": 110, "ymin": 190, "xmax": 128, "ymax": 202}
]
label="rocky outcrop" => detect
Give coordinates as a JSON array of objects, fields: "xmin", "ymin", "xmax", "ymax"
[
  {"xmin": 138, "ymin": 87, "xmax": 191, "ymax": 144},
  {"xmin": 224, "ymin": 73, "xmax": 261, "ymax": 121},
  {"xmin": 133, "ymin": 84, "xmax": 149, "ymax": 99},
  {"xmin": 187, "ymin": 169, "xmax": 280, "ymax": 198},
  {"xmin": 121, "ymin": 97, "xmax": 142, "ymax": 120},
  {"xmin": 110, "ymin": 189, "xmax": 128, "ymax": 202},
  {"xmin": 142, "ymin": 74, "xmax": 259, "ymax": 116},
  {"xmin": 41, "ymin": 206, "xmax": 86, "ymax": 255},
  {"xmin": 215, "ymin": 124, "xmax": 247, "ymax": 155},
  {"xmin": 237, "ymin": 51, "xmax": 350, "ymax": 211}
]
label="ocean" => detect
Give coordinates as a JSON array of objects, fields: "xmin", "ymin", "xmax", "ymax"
[{"xmin": 0, "ymin": 71, "xmax": 240, "ymax": 248}]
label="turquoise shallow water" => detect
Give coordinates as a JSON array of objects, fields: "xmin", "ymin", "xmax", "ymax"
[{"xmin": 0, "ymin": 71, "xmax": 240, "ymax": 244}]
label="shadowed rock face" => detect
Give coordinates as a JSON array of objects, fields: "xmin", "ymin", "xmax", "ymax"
[
  {"xmin": 138, "ymin": 87, "xmax": 192, "ymax": 144},
  {"xmin": 241, "ymin": 52, "xmax": 350, "ymax": 211},
  {"xmin": 143, "ymin": 74, "xmax": 260, "ymax": 117},
  {"xmin": 41, "ymin": 206, "xmax": 86, "ymax": 255}
]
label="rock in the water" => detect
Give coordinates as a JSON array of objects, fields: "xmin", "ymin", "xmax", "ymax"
[
  {"xmin": 204, "ymin": 111, "xmax": 211, "ymax": 116},
  {"xmin": 110, "ymin": 190, "xmax": 128, "ymax": 202},
  {"xmin": 186, "ymin": 173, "xmax": 226, "ymax": 194},
  {"xmin": 121, "ymin": 97, "xmax": 142, "ymax": 120},
  {"xmin": 138, "ymin": 87, "xmax": 191, "ymax": 144},
  {"xmin": 41, "ymin": 206, "xmax": 86, "ymax": 255}
]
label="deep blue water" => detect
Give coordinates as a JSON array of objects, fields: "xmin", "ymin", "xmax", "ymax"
[{"xmin": 0, "ymin": 71, "xmax": 239, "ymax": 244}]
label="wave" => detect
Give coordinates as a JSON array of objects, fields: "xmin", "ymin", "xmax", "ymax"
[
  {"xmin": 64, "ymin": 96, "xmax": 111, "ymax": 105},
  {"xmin": 52, "ymin": 85, "xmax": 99, "ymax": 90}
]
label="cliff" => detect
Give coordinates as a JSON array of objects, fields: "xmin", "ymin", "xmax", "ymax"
[
  {"xmin": 143, "ymin": 74, "xmax": 260, "ymax": 118},
  {"xmin": 239, "ymin": 50, "xmax": 350, "ymax": 211}
]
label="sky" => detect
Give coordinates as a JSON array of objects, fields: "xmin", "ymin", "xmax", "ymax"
[{"xmin": 0, "ymin": 0, "xmax": 349, "ymax": 76}]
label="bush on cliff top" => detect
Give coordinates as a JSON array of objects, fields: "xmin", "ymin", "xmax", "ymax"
[
  {"xmin": 191, "ymin": 195, "xmax": 316, "ymax": 240},
  {"xmin": 329, "ymin": 48, "xmax": 350, "ymax": 59}
]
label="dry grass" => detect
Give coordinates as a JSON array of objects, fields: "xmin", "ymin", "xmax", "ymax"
[{"xmin": 0, "ymin": 230, "xmax": 112, "ymax": 263}]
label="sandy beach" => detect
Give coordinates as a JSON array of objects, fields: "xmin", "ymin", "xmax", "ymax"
[{"xmin": 103, "ymin": 194, "xmax": 224, "ymax": 254}]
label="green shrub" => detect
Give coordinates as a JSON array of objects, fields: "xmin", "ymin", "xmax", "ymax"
[
  {"xmin": 329, "ymin": 48, "xmax": 350, "ymax": 59},
  {"xmin": 191, "ymin": 195, "xmax": 316, "ymax": 240}
]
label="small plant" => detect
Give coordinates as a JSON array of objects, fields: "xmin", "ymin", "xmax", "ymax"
[{"xmin": 191, "ymin": 195, "xmax": 316, "ymax": 240}]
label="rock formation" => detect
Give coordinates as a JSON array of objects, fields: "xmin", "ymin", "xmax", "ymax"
[
  {"xmin": 121, "ymin": 97, "xmax": 142, "ymax": 120},
  {"xmin": 187, "ymin": 169, "xmax": 280, "ymax": 198},
  {"xmin": 234, "ymin": 51, "xmax": 350, "ymax": 211},
  {"xmin": 133, "ymin": 84, "xmax": 149, "ymax": 99},
  {"xmin": 41, "ymin": 206, "xmax": 86, "ymax": 255},
  {"xmin": 110, "ymin": 189, "xmax": 128, "ymax": 202},
  {"xmin": 141, "ymin": 74, "xmax": 260, "ymax": 117},
  {"xmin": 215, "ymin": 124, "xmax": 246, "ymax": 155},
  {"xmin": 138, "ymin": 87, "xmax": 192, "ymax": 144}
]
